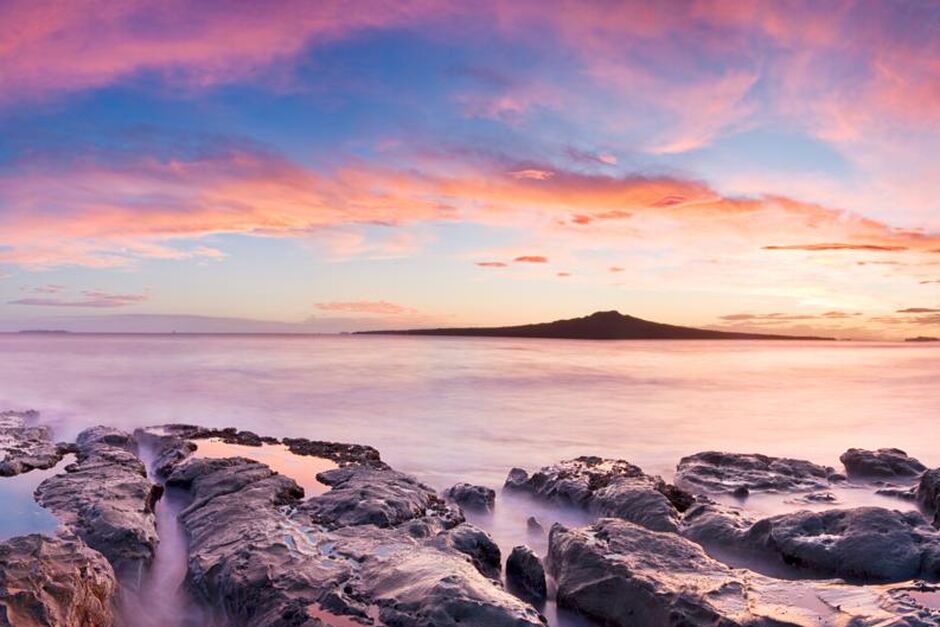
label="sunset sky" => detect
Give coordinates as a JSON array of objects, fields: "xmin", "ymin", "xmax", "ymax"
[{"xmin": 2, "ymin": 1, "xmax": 940, "ymax": 338}]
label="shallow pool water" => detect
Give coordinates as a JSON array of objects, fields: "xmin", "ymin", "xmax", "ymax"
[{"xmin": 0, "ymin": 454, "xmax": 73, "ymax": 540}]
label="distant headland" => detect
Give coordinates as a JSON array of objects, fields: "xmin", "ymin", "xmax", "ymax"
[{"xmin": 356, "ymin": 310, "xmax": 833, "ymax": 341}]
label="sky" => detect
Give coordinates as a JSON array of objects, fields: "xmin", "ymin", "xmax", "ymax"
[{"xmin": 1, "ymin": 0, "xmax": 940, "ymax": 339}]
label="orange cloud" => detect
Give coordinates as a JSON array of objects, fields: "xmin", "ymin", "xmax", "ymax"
[
  {"xmin": 314, "ymin": 300, "xmax": 416, "ymax": 315},
  {"xmin": 763, "ymin": 244, "xmax": 909, "ymax": 252},
  {"xmin": 4, "ymin": 140, "xmax": 940, "ymax": 270},
  {"xmin": 513, "ymin": 255, "xmax": 548, "ymax": 263}
]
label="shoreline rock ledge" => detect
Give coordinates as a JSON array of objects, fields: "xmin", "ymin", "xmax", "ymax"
[{"xmin": 151, "ymin": 428, "xmax": 546, "ymax": 627}]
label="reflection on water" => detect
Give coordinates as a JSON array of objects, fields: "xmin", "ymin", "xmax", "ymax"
[
  {"xmin": 192, "ymin": 438, "xmax": 337, "ymax": 496},
  {"xmin": 0, "ymin": 454, "xmax": 73, "ymax": 540},
  {"xmin": 711, "ymin": 482, "xmax": 919, "ymax": 518},
  {"xmin": 1, "ymin": 335, "xmax": 938, "ymax": 492}
]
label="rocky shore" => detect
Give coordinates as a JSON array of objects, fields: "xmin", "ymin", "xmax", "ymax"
[{"xmin": 3, "ymin": 410, "xmax": 940, "ymax": 626}]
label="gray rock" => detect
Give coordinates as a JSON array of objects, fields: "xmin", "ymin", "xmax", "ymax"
[
  {"xmin": 506, "ymin": 546, "xmax": 546, "ymax": 604},
  {"xmin": 429, "ymin": 523, "xmax": 502, "ymax": 580},
  {"xmin": 34, "ymin": 427, "xmax": 160, "ymax": 584},
  {"xmin": 684, "ymin": 504, "xmax": 940, "ymax": 583},
  {"xmin": 133, "ymin": 429, "xmax": 197, "ymax": 479},
  {"xmin": 549, "ymin": 518, "xmax": 925, "ymax": 626},
  {"xmin": 745, "ymin": 507, "xmax": 940, "ymax": 582},
  {"xmin": 0, "ymin": 410, "xmax": 69, "ymax": 477},
  {"xmin": 166, "ymin": 456, "xmax": 545, "ymax": 627},
  {"xmin": 841, "ymin": 448, "xmax": 926, "ymax": 480},
  {"xmin": 549, "ymin": 518, "xmax": 769, "ymax": 626},
  {"xmin": 504, "ymin": 456, "xmax": 687, "ymax": 532},
  {"xmin": 918, "ymin": 469, "xmax": 940, "ymax": 527},
  {"xmin": 444, "ymin": 482, "xmax": 496, "ymax": 513},
  {"xmin": 295, "ymin": 465, "xmax": 462, "ymax": 530},
  {"xmin": 0, "ymin": 533, "xmax": 116, "ymax": 627},
  {"xmin": 526, "ymin": 516, "xmax": 544, "ymax": 534},
  {"xmin": 676, "ymin": 451, "xmax": 838, "ymax": 495}
]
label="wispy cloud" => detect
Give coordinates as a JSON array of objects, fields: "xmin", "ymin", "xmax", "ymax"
[
  {"xmin": 9, "ymin": 290, "xmax": 148, "ymax": 308},
  {"xmin": 314, "ymin": 300, "xmax": 417, "ymax": 315},
  {"xmin": 513, "ymin": 255, "xmax": 548, "ymax": 263}
]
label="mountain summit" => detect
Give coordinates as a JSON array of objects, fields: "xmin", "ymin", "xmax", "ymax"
[{"xmin": 357, "ymin": 310, "xmax": 831, "ymax": 340}]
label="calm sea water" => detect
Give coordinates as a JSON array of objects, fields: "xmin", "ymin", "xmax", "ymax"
[
  {"xmin": 2, "ymin": 334, "xmax": 939, "ymax": 486},
  {"xmin": 4, "ymin": 334, "xmax": 939, "ymax": 626}
]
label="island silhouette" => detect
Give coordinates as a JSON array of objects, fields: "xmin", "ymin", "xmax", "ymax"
[{"xmin": 357, "ymin": 310, "xmax": 832, "ymax": 340}]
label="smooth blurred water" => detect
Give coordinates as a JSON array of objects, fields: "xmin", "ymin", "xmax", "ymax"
[
  {"xmin": 4, "ymin": 334, "xmax": 939, "ymax": 626},
  {"xmin": 1, "ymin": 334, "xmax": 939, "ymax": 489}
]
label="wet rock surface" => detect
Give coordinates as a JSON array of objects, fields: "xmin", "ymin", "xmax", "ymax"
[
  {"xmin": 163, "ymin": 453, "xmax": 545, "ymax": 627},
  {"xmin": 444, "ymin": 482, "xmax": 496, "ymax": 513},
  {"xmin": 506, "ymin": 546, "xmax": 546, "ymax": 604},
  {"xmin": 685, "ymin": 504, "xmax": 940, "ymax": 583},
  {"xmin": 549, "ymin": 518, "xmax": 935, "ymax": 626},
  {"xmin": 34, "ymin": 426, "xmax": 160, "ymax": 583},
  {"xmin": 549, "ymin": 518, "xmax": 768, "ymax": 626},
  {"xmin": 840, "ymin": 448, "xmax": 926, "ymax": 480},
  {"xmin": 295, "ymin": 465, "xmax": 462, "ymax": 530},
  {"xmin": 918, "ymin": 469, "xmax": 940, "ymax": 527},
  {"xmin": 0, "ymin": 410, "xmax": 69, "ymax": 477},
  {"xmin": 504, "ymin": 456, "xmax": 688, "ymax": 532},
  {"xmin": 675, "ymin": 451, "xmax": 840, "ymax": 495},
  {"xmin": 0, "ymin": 533, "xmax": 116, "ymax": 627}
]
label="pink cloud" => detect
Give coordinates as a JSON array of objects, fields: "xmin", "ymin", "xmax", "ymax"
[
  {"xmin": 513, "ymin": 255, "xmax": 548, "ymax": 263},
  {"xmin": 509, "ymin": 169, "xmax": 554, "ymax": 181},
  {"xmin": 0, "ymin": 1, "xmax": 460, "ymax": 104},
  {"xmin": 314, "ymin": 300, "xmax": 416, "ymax": 315},
  {"xmin": 9, "ymin": 290, "xmax": 148, "ymax": 308},
  {"xmin": 476, "ymin": 261, "xmax": 508, "ymax": 268}
]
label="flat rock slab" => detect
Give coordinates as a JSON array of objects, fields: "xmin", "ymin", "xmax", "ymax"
[
  {"xmin": 683, "ymin": 504, "xmax": 940, "ymax": 583},
  {"xmin": 165, "ymin": 456, "xmax": 545, "ymax": 627},
  {"xmin": 840, "ymin": 448, "xmax": 926, "ymax": 480},
  {"xmin": 504, "ymin": 456, "xmax": 689, "ymax": 532},
  {"xmin": 549, "ymin": 518, "xmax": 934, "ymax": 627},
  {"xmin": 296, "ymin": 465, "xmax": 461, "ymax": 530},
  {"xmin": 0, "ymin": 411, "xmax": 68, "ymax": 477},
  {"xmin": 34, "ymin": 426, "xmax": 160, "ymax": 584},
  {"xmin": 675, "ymin": 451, "xmax": 841, "ymax": 495},
  {"xmin": 0, "ymin": 533, "xmax": 116, "ymax": 627}
]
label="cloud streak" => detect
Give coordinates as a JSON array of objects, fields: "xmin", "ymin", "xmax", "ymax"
[
  {"xmin": 314, "ymin": 300, "xmax": 417, "ymax": 315},
  {"xmin": 9, "ymin": 290, "xmax": 148, "ymax": 308}
]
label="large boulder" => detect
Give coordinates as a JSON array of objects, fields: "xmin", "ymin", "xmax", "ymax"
[
  {"xmin": 549, "ymin": 518, "xmax": 775, "ymax": 626},
  {"xmin": 549, "ymin": 518, "xmax": 923, "ymax": 626},
  {"xmin": 0, "ymin": 410, "xmax": 69, "ymax": 477},
  {"xmin": 34, "ymin": 427, "xmax": 161, "ymax": 584},
  {"xmin": 444, "ymin": 482, "xmax": 496, "ymax": 513},
  {"xmin": 166, "ymin": 456, "xmax": 545, "ymax": 627},
  {"xmin": 840, "ymin": 448, "xmax": 926, "ymax": 480},
  {"xmin": 684, "ymin": 504, "xmax": 940, "ymax": 583},
  {"xmin": 675, "ymin": 451, "xmax": 840, "ymax": 495},
  {"xmin": 504, "ymin": 456, "xmax": 688, "ymax": 532},
  {"xmin": 918, "ymin": 469, "xmax": 940, "ymax": 527},
  {"xmin": 0, "ymin": 534, "xmax": 116, "ymax": 627}
]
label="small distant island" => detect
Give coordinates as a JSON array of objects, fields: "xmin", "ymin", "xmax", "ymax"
[
  {"xmin": 357, "ymin": 310, "xmax": 833, "ymax": 341},
  {"xmin": 17, "ymin": 329, "xmax": 71, "ymax": 335},
  {"xmin": 905, "ymin": 336, "xmax": 939, "ymax": 343}
]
